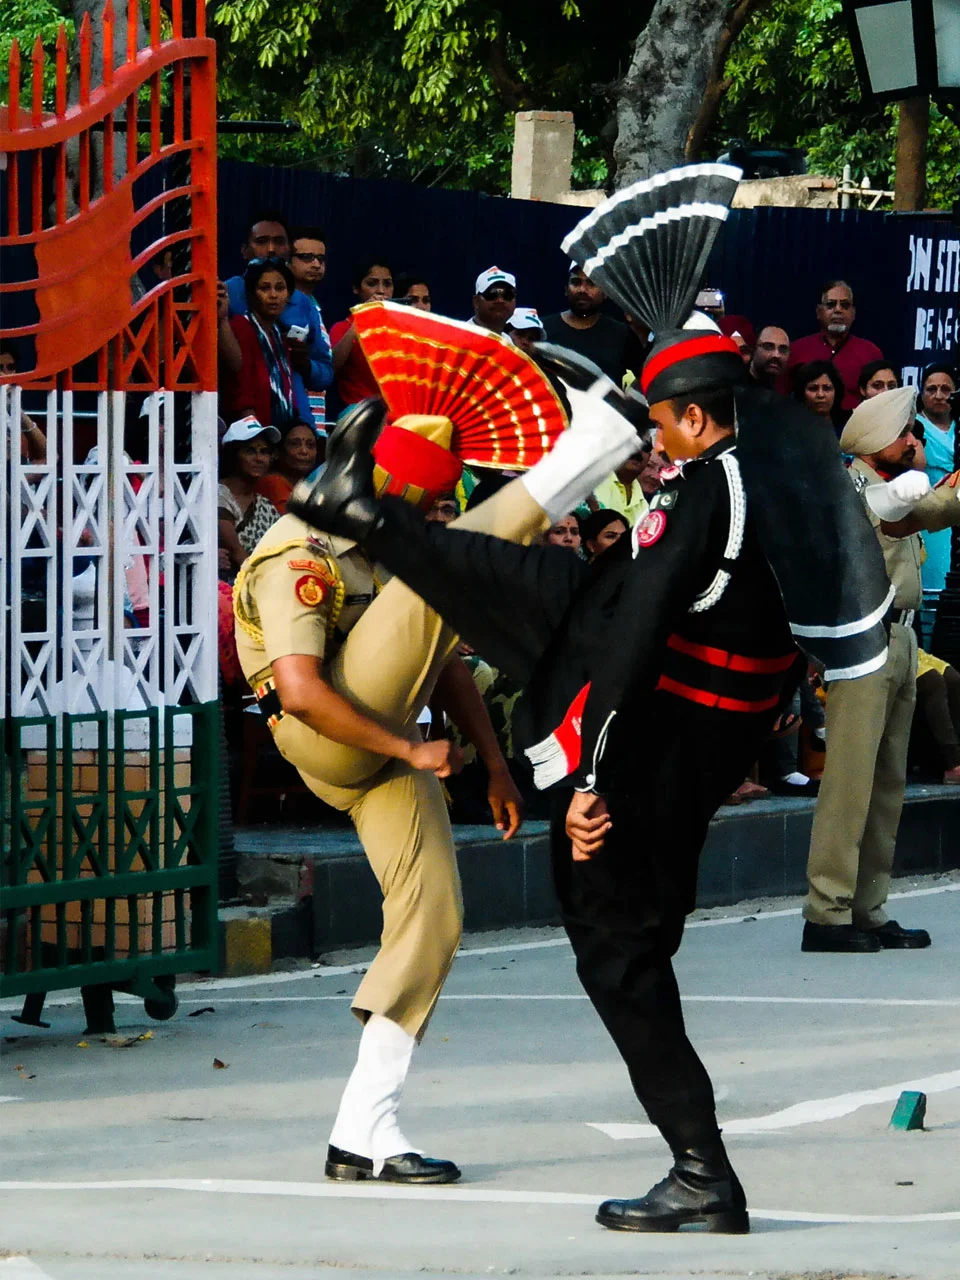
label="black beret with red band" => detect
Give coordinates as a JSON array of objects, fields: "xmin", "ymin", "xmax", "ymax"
[{"xmin": 641, "ymin": 330, "xmax": 745, "ymax": 405}]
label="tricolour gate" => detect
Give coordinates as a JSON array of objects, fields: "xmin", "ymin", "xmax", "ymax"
[{"xmin": 0, "ymin": 0, "xmax": 219, "ymax": 1027}]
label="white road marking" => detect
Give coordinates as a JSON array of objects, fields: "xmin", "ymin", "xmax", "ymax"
[
  {"xmin": 1, "ymin": 878, "xmax": 955, "ymax": 1011},
  {"xmin": 175, "ymin": 992, "xmax": 960, "ymax": 1008},
  {"xmin": 0, "ymin": 1261, "xmax": 54, "ymax": 1277},
  {"xmin": 0, "ymin": 1178, "xmax": 957, "ymax": 1225},
  {"xmin": 0, "ymin": 1096, "xmax": 24, "ymax": 1103},
  {"xmin": 589, "ymin": 1067, "xmax": 960, "ymax": 1139}
]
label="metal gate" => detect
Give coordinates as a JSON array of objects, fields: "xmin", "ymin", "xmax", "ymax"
[{"xmin": 0, "ymin": 0, "xmax": 219, "ymax": 1027}]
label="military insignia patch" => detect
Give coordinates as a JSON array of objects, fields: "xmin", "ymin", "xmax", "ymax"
[
  {"xmin": 633, "ymin": 509, "xmax": 667, "ymax": 555},
  {"xmin": 851, "ymin": 470, "xmax": 869, "ymax": 495},
  {"xmin": 295, "ymin": 574, "xmax": 327, "ymax": 608}
]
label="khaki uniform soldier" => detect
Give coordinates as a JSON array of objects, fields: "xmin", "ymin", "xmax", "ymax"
[
  {"xmin": 236, "ymin": 379, "xmax": 641, "ymax": 1182},
  {"xmin": 804, "ymin": 386, "xmax": 960, "ymax": 952}
]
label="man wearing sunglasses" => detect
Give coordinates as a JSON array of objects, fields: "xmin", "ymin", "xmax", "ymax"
[{"xmin": 468, "ymin": 267, "xmax": 518, "ymax": 336}]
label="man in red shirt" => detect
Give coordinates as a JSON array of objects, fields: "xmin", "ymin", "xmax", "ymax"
[{"xmin": 787, "ymin": 280, "xmax": 883, "ymax": 414}]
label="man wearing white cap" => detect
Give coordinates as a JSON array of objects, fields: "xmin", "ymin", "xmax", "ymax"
[
  {"xmin": 469, "ymin": 267, "xmax": 517, "ymax": 335},
  {"xmin": 803, "ymin": 385, "xmax": 960, "ymax": 953},
  {"xmin": 504, "ymin": 306, "xmax": 545, "ymax": 354}
]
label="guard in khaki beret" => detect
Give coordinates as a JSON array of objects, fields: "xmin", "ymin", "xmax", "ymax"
[
  {"xmin": 234, "ymin": 325, "xmax": 640, "ymax": 1186},
  {"xmin": 804, "ymin": 385, "xmax": 960, "ymax": 953}
]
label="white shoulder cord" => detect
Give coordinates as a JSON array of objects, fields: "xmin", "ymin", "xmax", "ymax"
[{"xmin": 689, "ymin": 450, "xmax": 746, "ymax": 614}]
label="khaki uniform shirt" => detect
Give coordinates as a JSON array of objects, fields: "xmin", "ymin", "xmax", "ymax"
[
  {"xmin": 849, "ymin": 457, "xmax": 960, "ymax": 609},
  {"xmin": 233, "ymin": 513, "xmax": 378, "ymax": 686}
]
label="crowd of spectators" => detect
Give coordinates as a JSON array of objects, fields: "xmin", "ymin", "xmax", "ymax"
[
  {"xmin": 201, "ymin": 219, "xmax": 959, "ymax": 817},
  {"xmin": 4, "ymin": 204, "xmax": 959, "ymax": 823}
]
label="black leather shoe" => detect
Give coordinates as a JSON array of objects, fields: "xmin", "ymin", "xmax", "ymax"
[
  {"xmin": 287, "ymin": 398, "xmax": 387, "ymax": 541},
  {"xmin": 324, "ymin": 1144, "xmax": 460, "ymax": 1185},
  {"xmin": 865, "ymin": 919, "xmax": 932, "ymax": 949},
  {"xmin": 378, "ymin": 1152, "xmax": 461, "ymax": 1184},
  {"xmin": 801, "ymin": 921, "xmax": 881, "ymax": 952},
  {"xmin": 596, "ymin": 1141, "xmax": 748, "ymax": 1234}
]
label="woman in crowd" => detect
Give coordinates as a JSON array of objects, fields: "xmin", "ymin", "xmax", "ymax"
[
  {"xmin": 916, "ymin": 361, "xmax": 958, "ymax": 594},
  {"xmin": 858, "ymin": 360, "xmax": 899, "ymax": 400},
  {"xmin": 393, "ymin": 271, "xmax": 432, "ymax": 311},
  {"xmin": 256, "ymin": 420, "xmax": 321, "ymax": 516},
  {"xmin": 579, "ymin": 509, "xmax": 629, "ymax": 562},
  {"xmin": 218, "ymin": 419, "xmax": 282, "ymax": 578},
  {"xmin": 792, "ymin": 359, "xmax": 845, "ymax": 432},
  {"xmin": 222, "ymin": 259, "xmax": 312, "ymax": 431},
  {"xmin": 217, "ymin": 418, "xmax": 282, "ymax": 688},
  {"xmin": 541, "ymin": 513, "xmax": 582, "ymax": 553},
  {"xmin": 329, "ymin": 258, "xmax": 394, "ymax": 405}
]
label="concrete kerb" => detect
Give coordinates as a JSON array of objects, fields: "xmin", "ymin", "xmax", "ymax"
[{"xmin": 221, "ymin": 786, "xmax": 960, "ymax": 976}]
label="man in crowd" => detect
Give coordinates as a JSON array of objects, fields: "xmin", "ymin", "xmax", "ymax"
[
  {"xmin": 748, "ymin": 325, "xmax": 790, "ymax": 391},
  {"xmin": 505, "ymin": 306, "xmax": 545, "ymax": 354},
  {"xmin": 591, "ymin": 452, "xmax": 649, "ymax": 527},
  {"xmin": 788, "ymin": 280, "xmax": 882, "ymax": 414},
  {"xmin": 803, "ymin": 386, "xmax": 960, "ymax": 953},
  {"xmin": 288, "ymin": 225, "xmax": 333, "ymax": 431},
  {"xmin": 224, "ymin": 212, "xmax": 333, "ymax": 397},
  {"xmin": 468, "ymin": 268, "xmax": 517, "ymax": 335},
  {"xmin": 542, "ymin": 266, "xmax": 632, "ymax": 385}
]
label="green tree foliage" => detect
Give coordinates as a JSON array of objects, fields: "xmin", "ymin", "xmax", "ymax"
[
  {"xmin": 210, "ymin": 0, "xmax": 651, "ymax": 188},
  {"xmin": 0, "ymin": 0, "xmax": 73, "ymax": 102},
  {"xmin": 713, "ymin": 0, "xmax": 959, "ymax": 209}
]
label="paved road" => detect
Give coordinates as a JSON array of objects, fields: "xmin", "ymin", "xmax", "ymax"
[{"xmin": 2, "ymin": 875, "xmax": 959, "ymax": 1280}]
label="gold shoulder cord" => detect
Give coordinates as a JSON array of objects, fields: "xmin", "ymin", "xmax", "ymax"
[{"xmin": 233, "ymin": 539, "xmax": 346, "ymax": 647}]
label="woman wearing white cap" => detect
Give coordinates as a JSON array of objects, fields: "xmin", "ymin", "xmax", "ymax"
[{"xmin": 218, "ymin": 417, "xmax": 283, "ymax": 578}]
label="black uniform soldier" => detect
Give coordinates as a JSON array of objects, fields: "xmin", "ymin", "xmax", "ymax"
[{"xmin": 289, "ymin": 167, "xmax": 892, "ymax": 1233}]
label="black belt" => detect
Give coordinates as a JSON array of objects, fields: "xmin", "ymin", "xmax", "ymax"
[
  {"xmin": 885, "ymin": 607, "xmax": 916, "ymax": 629},
  {"xmin": 252, "ymin": 678, "xmax": 285, "ymax": 729}
]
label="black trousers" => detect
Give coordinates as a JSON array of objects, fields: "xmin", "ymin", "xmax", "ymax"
[{"xmin": 551, "ymin": 695, "xmax": 775, "ymax": 1150}]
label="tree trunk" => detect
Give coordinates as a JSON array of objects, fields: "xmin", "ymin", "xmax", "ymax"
[
  {"xmin": 613, "ymin": 0, "xmax": 745, "ymax": 187},
  {"xmin": 685, "ymin": 0, "xmax": 766, "ymax": 161},
  {"xmin": 893, "ymin": 96, "xmax": 929, "ymax": 211}
]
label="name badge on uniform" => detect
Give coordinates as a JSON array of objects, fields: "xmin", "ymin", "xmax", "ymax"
[{"xmin": 632, "ymin": 509, "xmax": 667, "ymax": 557}]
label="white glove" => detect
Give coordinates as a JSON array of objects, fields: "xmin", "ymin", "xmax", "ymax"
[
  {"xmin": 522, "ymin": 378, "xmax": 639, "ymax": 521},
  {"xmin": 865, "ymin": 470, "xmax": 931, "ymax": 521}
]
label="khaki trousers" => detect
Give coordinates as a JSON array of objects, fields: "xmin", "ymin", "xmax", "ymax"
[
  {"xmin": 273, "ymin": 482, "xmax": 547, "ymax": 1037},
  {"xmin": 804, "ymin": 623, "xmax": 917, "ymax": 927}
]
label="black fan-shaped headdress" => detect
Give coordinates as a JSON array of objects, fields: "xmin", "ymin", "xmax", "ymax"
[
  {"xmin": 562, "ymin": 163, "xmax": 744, "ymax": 404},
  {"xmin": 562, "ymin": 163, "xmax": 741, "ymax": 334}
]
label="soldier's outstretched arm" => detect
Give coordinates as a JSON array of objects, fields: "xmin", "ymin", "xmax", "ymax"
[{"xmin": 272, "ymin": 655, "xmax": 462, "ymax": 778}]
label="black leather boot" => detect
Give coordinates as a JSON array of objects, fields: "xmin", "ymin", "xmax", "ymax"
[
  {"xmin": 596, "ymin": 1134, "xmax": 748, "ymax": 1234},
  {"xmin": 287, "ymin": 398, "xmax": 387, "ymax": 542}
]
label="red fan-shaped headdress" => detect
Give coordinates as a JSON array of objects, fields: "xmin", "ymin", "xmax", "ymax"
[{"xmin": 352, "ymin": 300, "xmax": 568, "ymax": 471}]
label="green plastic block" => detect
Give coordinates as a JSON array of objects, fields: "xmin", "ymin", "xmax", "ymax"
[{"xmin": 889, "ymin": 1090, "xmax": 926, "ymax": 1131}]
